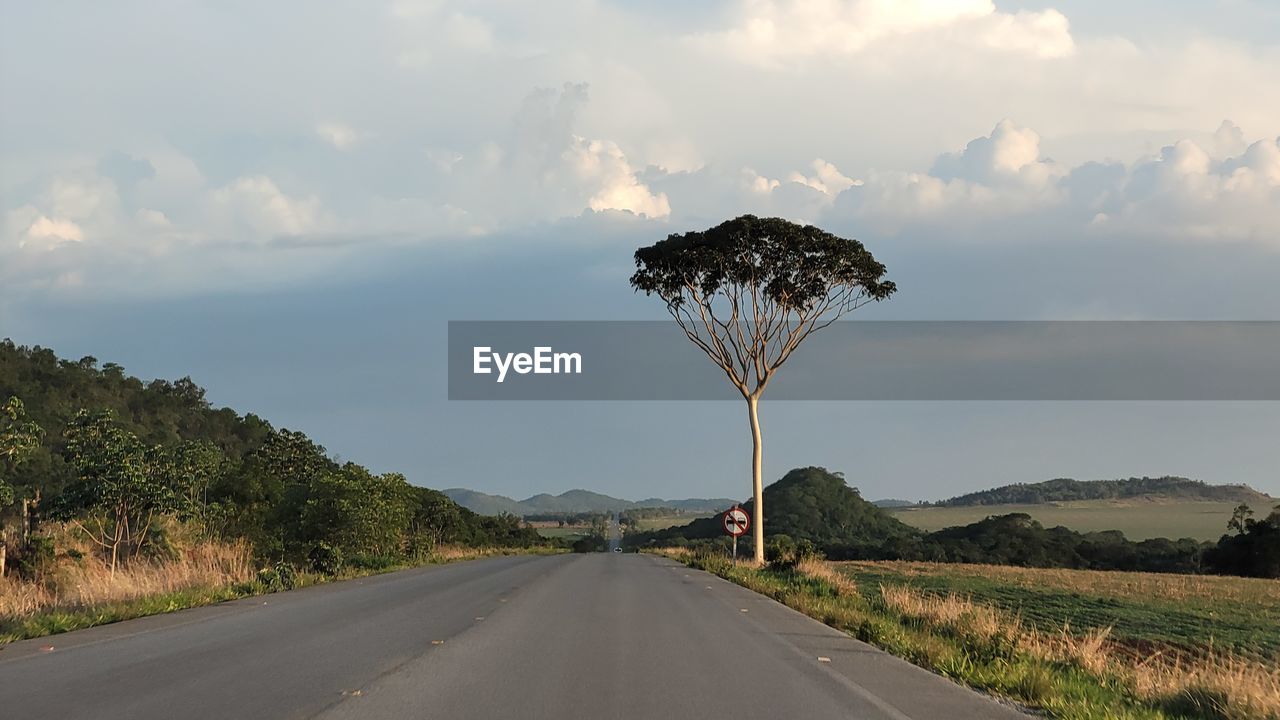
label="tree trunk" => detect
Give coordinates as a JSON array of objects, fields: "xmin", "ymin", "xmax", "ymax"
[
  {"xmin": 747, "ymin": 394, "xmax": 764, "ymax": 564},
  {"xmin": 0, "ymin": 542, "xmax": 6, "ymax": 578}
]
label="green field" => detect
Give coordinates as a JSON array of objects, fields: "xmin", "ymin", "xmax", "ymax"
[
  {"xmin": 629, "ymin": 513, "xmax": 709, "ymax": 532},
  {"xmin": 533, "ymin": 526, "xmax": 592, "ymax": 539},
  {"xmin": 887, "ymin": 499, "xmax": 1274, "ymax": 541},
  {"xmin": 835, "ymin": 560, "xmax": 1280, "ymax": 661},
  {"xmin": 668, "ymin": 550, "xmax": 1280, "ymax": 719}
]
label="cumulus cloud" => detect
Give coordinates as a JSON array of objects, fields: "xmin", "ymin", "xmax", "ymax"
[
  {"xmin": 816, "ymin": 120, "xmax": 1280, "ymax": 243},
  {"xmin": 5, "ymin": 211, "xmax": 85, "ymax": 248},
  {"xmin": 210, "ymin": 176, "xmax": 330, "ymax": 240},
  {"xmin": 1096, "ymin": 130, "xmax": 1280, "ymax": 242},
  {"xmin": 788, "ymin": 159, "xmax": 861, "ymax": 195},
  {"xmin": 690, "ymin": 0, "xmax": 1074, "ymax": 67},
  {"xmin": 439, "ymin": 83, "xmax": 671, "ymax": 223}
]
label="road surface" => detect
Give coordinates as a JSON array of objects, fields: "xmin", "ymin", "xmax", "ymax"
[{"xmin": 0, "ymin": 553, "xmax": 1026, "ymax": 719}]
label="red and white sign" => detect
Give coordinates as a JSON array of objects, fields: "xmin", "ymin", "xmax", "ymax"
[{"xmin": 722, "ymin": 507, "xmax": 750, "ymax": 537}]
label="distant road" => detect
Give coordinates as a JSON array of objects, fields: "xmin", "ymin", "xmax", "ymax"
[{"xmin": 0, "ymin": 554, "xmax": 1025, "ymax": 719}]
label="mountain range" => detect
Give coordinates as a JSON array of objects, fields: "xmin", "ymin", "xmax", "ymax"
[{"xmin": 442, "ymin": 488, "xmax": 738, "ymax": 516}]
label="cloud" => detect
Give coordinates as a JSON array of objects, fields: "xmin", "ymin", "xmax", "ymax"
[
  {"xmin": 689, "ymin": 0, "xmax": 1074, "ymax": 68},
  {"xmin": 819, "ymin": 120, "xmax": 1280, "ymax": 243},
  {"xmin": 210, "ymin": 176, "xmax": 329, "ymax": 240},
  {"xmin": 390, "ymin": 3, "xmax": 496, "ymax": 68},
  {"xmin": 787, "ymin": 159, "xmax": 861, "ymax": 195},
  {"xmin": 931, "ymin": 120, "xmax": 1060, "ymax": 186},
  {"xmin": 441, "ymin": 83, "xmax": 671, "ymax": 222},
  {"xmin": 6, "ymin": 211, "xmax": 85, "ymax": 248},
  {"xmin": 315, "ymin": 123, "xmax": 365, "ymax": 150}
]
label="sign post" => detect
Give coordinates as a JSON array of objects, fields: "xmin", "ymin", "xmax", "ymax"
[{"xmin": 722, "ymin": 506, "xmax": 750, "ymax": 561}]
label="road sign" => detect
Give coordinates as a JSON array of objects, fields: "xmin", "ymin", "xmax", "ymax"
[{"xmin": 723, "ymin": 507, "xmax": 750, "ymax": 537}]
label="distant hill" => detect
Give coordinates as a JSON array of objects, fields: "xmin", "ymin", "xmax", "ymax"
[
  {"xmin": 442, "ymin": 488, "xmax": 737, "ymax": 517},
  {"xmin": 873, "ymin": 499, "xmax": 921, "ymax": 508},
  {"xmin": 627, "ymin": 467, "xmax": 918, "ymax": 555},
  {"xmin": 937, "ymin": 477, "xmax": 1271, "ymax": 507}
]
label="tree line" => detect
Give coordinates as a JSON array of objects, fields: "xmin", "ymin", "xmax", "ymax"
[
  {"xmin": 629, "ymin": 467, "xmax": 1280, "ymax": 579},
  {"xmin": 0, "ymin": 340, "xmax": 543, "ymax": 578},
  {"xmin": 934, "ymin": 476, "xmax": 1268, "ymax": 507}
]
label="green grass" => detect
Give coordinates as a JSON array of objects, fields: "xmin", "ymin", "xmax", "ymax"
[
  {"xmin": 657, "ymin": 550, "xmax": 1279, "ymax": 720},
  {"xmin": 534, "ymin": 526, "xmax": 591, "ymax": 539},
  {"xmin": 662, "ymin": 551, "xmax": 1176, "ymax": 720},
  {"xmin": 2, "ymin": 584, "xmax": 252, "ymax": 642},
  {"xmin": 835, "ymin": 561, "xmax": 1280, "ymax": 662},
  {"xmin": 887, "ymin": 500, "xmax": 1273, "ymax": 541},
  {"xmin": 629, "ymin": 513, "xmax": 709, "ymax": 531}
]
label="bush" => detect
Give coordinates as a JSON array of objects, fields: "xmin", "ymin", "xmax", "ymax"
[
  {"xmin": 307, "ymin": 542, "xmax": 344, "ymax": 575},
  {"xmin": 256, "ymin": 561, "xmax": 297, "ymax": 592},
  {"xmin": 766, "ymin": 535, "xmax": 822, "ymax": 569},
  {"xmin": 765, "ymin": 534, "xmax": 796, "ymax": 565},
  {"xmin": 347, "ymin": 554, "xmax": 399, "ymax": 571}
]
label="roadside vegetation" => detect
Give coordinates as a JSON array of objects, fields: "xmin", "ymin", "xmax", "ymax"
[
  {"xmin": 933, "ymin": 477, "xmax": 1272, "ymax": 507},
  {"xmin": 659, "ymin": 546, "xmax": 1280, "ymax": 720},
  {"xmin": 0, "ymin": 340, "xmax": 556, "ymax": 644},
  {"xmin": 885, "ymin": 477, "xmax": 1274, "ymax": 541},
  {"xmin": 888, "ymin": 500, "xmax": 1273, "ymax": 542},
  {"xmin": 838, "ymin": 561, "xmax": 1280, "ymax": 662},
  {"xmin": 630, "ymin": 467, "xmax": 1280, "ymax": 580}
]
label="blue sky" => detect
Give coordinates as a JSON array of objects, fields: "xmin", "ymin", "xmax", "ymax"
[{"xmin": 3, "ymin": 1, "xmax": 1280, "ymax": 501}]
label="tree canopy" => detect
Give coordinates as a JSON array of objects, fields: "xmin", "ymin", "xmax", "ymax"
[{"xmin": 631, "ymin": 215, "xmax": 896, "ymax": 395}]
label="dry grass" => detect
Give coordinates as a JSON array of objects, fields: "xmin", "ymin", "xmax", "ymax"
[
  {"xmin": 877, "ymin": 582, "xmax": 1017, "ymax": 645},
  {"xmin": 862, "ymin": 575, "xmax": 1280, "ymax": 720},
  {"xmin": 796, "ymin": 557, "xmax": 859, "ymax": 596},
  {"xmin": 1, "ymin": 539, "xmax": 253, "ymax": 620},
  {"xmin": 841, "ymin": 560, "xmax": 1277, "ymax": 607},
  {"xmin": 655, "ymin": 547, "xmax": 1280, "ymax": 719},
  {"xmin": 429, "ymin": 544, "xmax": 540, "ymax": 562}
]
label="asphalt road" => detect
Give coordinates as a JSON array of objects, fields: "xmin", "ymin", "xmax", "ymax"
[{"xmin": 0, "ymin": 553, "xmax": 1026, "ymax": 720}]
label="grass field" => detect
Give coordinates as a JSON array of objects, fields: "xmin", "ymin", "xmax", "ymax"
[
  {"xmin": 628, "ymin": 513, "xmax": 709, "ymax": 532},
  {"xmin": 662, "ymin": 549, "xmax": 1280, "ymax": 720},
  {"xmin": 835, "ymin": 561, "xmax": 1280, "ymax": 662},
  {"xmin": 533, "ymin": 526, "xmax": 592, "ymax": 539},
  {"xmin": 887, "ymin": 499, "xmax": 1275, "ymax": 541}
]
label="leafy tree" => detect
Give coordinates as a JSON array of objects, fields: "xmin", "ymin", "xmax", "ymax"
[
  {"xmin": 56, "ymin": 410, "xmax": 182, "ymax": 574},
  {"xmin": 410, "ymin": 488, "xmax": 465, "ymax": 555},
  {"xmin": 1, "ymin": 396, "xmax": 44, "ymax": 576},
  {"xmin": 1206, "ymin": 505, "xmax": 1280, "ymax": 578},
  {"xmin": 297, "ymin": 466, "xmax": 415, "ymax": 560},
  {"xmin": 1228, "ymin": 503, "xmax": 1254, "ymax": 535},
  {"xmin": 631, "ymin": 216, "xmax": 895, "ymax": 563}
]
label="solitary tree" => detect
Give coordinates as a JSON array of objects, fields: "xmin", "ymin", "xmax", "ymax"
[
  {"xmin": 1228, "ymin": 503, "xmax": 1255, "ymax": 535},
  {"xmin": 631, "ymin": 215, "xmax": 895, "ymax": 563}
]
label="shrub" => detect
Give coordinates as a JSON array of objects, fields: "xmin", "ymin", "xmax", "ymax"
[{"xmin": 307, "ymin": 542, "xmax": 344, "ymax": 575}]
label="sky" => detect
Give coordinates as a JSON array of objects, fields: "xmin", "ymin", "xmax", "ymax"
[{"xmin": 3, "ymin": 0, "xmax": 1280, "ymax": 502}]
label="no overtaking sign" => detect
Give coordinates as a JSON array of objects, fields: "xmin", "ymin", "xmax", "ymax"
[{"xmin": 723, "ymin": 507, "xmax": 750, "ymax": 537}]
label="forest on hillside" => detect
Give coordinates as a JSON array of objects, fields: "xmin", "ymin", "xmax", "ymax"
[
  {"xmin": 630, "ymin": 467, "xmax": 1280, "ymax": 578},
  {"xmin": 935, "ymin": 476, "xmax": 1270, "ymax": 507},
  {"xmin": 0, "ymin": 339, "xmax": 543, "ymax": 580}
]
